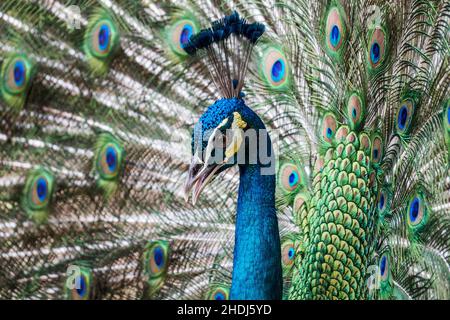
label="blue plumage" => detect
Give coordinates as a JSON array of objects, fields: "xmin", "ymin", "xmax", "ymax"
[
  {"xmin": 271, "ymin": 59, "xmax": 285, "ymax": 82},
  {"xmin": 76, "ymin": 275, "xmax": 87, "ymax": 297},
  {"xmin": 330, "ymin": 25, "xmax": 340, "ymax": 48},
  {"xmin": 105, "ymin": 146, "xmax": 117, "ymax": 172},
  {"xmin": 398, "ymin": 105, "xmax": 408, "ymax": 130},
  {"xmin": 36, "ymin": 178, "xmax": 47, "ymax": 202},
  {"xmin": 13, "ymin": 61, "xmax": 25, "ymax": 86},
  {"xmin": 409, "ymin": 197, "xmax": 420, "ymax": 223},
  {"xmin": 154, "ymin": 246, "xmax": 164, "ymax": 268},
  {"xmin": 370, "ymin": 42, "xmax": 380, "ymax": 63},
  {"xmin": 188, "ymin": 97, "xmax": 282, "ymax": 299},
  {"xmin": 98, "ymin": 24, "xmax": 110, "ymax": 51},
  {"xmin": 380, "ymin": 255, "xmax": 387, "ymax": 276},
  {"xmin": 180, "ymin": 24, "xmax": 193, "ymax": 46}
]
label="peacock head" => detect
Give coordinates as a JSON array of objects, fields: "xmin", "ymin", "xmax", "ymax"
[{"xmin": 184, "ymin": 97, "xmax": 272, "ymax": 204}]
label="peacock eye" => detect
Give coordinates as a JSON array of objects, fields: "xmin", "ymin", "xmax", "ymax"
[
  {"xmin": 98, "ymin": 144, "xmax": 120, "ymax": 179},
  {"xmin": 347, "ymin": 93, "xmax": 364, "ymax": 129},
  {"xmin": 396, "ymin": 99, "xmax": 415, "ymax": 135},
  {"xmin": 4, "ymin": 57, "xmax": 32, "ymax": 94},
  {"xmin": 378, "ymin": 191, "xmax": 386, "ymax": 211},
  {"xmin": 408, "ymin": 197, "xmax": 422, "ymax": 225},
  {"xmin": 447, "ymin": 103, "xmax": 450, "ymax": 126},
  {"xmin": 31, "ymin": 176, "xmax": 49, "ymax": 206},
  {"xmin": 279, "ymin": 163, "xmax": 301, "ymax": 192},
  {"xmin": 261, "ymin": 47, "xmax": 289, "ymax": 89},
  {"xmin": 326, "ymin": 7, "xmax": 345, "ymax": 52},
  {"xmin": 321, "ymin": 113, "xmax": 337, "ymax": 143},
  {"xmin": 445, "ymin": 100, "xmax": 450, "ymax": 134},
  {"xmin": 142, "ymin": 240, "xmax": 169, "ymax": 295},
  {"xmin": 406, "ymin": 192, "xmax": 428, "ymax": 234},
  {"xmin": 180, "ymin": 24, "xmax": 193, "ymax": 47},
  {"xmin": 379, "ymin": 254, "xmax": 389, "ymax": 281},
  {"xmin": 65, "ymin": 267, "xmax": 92, "ymax": 300},
  {"xmin": 89, "ymin": 20, "xmax": 117, "ymax": 58},
  {"xmin": 152, "ymin": 246, "xmax": 165, "ymax": 270},
  {"xmin": 368, "ymin": 27, "xmax": 387, "ymax": 69},
  {"xmin": 207, "ymin": 286, "xmax": 229, "ymax": 300},
  {"xmin": 74, "ymin": 274, "xmax": 88, "ymax": 299},
  {"xmin": 24, "ymin": 169, "xmax": 55, "ymax": 214},
  {"xmin": 145, "ymin": 242, "xmax": 169, "ymax": 277},
  {"xmin": 281, "ymin": 241, "xmax": 296, "ymax": 267},
  {"xmin": 371, "ymin": 135, "xmax": 383, "ymax": 164},
  {"xmin": 213, "ymin": 289, "xmax": 228, "ymax": 300},
  {"xmin": 169, "ymin": 19, "xmax": 197, "ymax": 56}
]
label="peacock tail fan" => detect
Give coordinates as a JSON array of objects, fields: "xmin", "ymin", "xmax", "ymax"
[{"xmin": 0, "ymin": 0, "xmax": 449, "ymax": 300}]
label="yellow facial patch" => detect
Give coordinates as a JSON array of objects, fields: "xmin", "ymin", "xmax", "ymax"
[
  {"xmin": 233, "ymin": 112, "xmax": 247, "ymax": 129},
  {"xmin": 224, "ymin": 113, "xmax": 247, "ymax": 159}
]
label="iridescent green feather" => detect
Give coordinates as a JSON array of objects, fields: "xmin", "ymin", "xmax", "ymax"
[
  {"xmin": 165, "ymin": 11, "xmax": 200, "ymax": 58},
  {"xmin": 320, "ymin": 0, "xmax": 348, "ymax": 60},
  {"xmin": 93, "ymin": 133, "xmax": 125, "ymax": 198},
  {"xmin": 258, "ymin": 42, "xmax": 291, "ymax": 91},
  {"xmin": 395, "ymin": 89, "xmax": 421, "ymax": 137},
  {"xmin": 0, "ymin": 53, "xmax": 35, "ymax": 110},
  {"xmin": 143, "ymin": 240, "xmax": 170, "ymax": 298},
  {"xmin": 83, "ymin": 8, "xmax": 120, "ymax": 75},
  {"xmin": 20, "ymin": 167, "xmax": 55, "ymax": 224},
  {"xmin": 443, "ymin": 99, "xmax": 450, "ymax": 160},
  {"xmin": 205, "ymin": 285, "xmax": 230, "ymax": 300},
  {"xmin": 289, "ymin": 122, "xmax": 379, "ymax": 299},
  {"xmin": 378, "ymin": 252, "xmax": 393, "ymax": 299},
  {"xmin": 366, "ymin": 23, "xmax": 390, "ymax": 76},
  {"xmin": 276, "ymin": 159, "xmax": 308, "ymax": 206},
  {"xmin": 64, "ymin": 265, "xmax": 94, "ymax": 300}
]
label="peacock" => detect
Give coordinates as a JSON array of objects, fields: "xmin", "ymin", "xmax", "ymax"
[{"xmin": 0, "ymin": 0, "xmax": 449, "ymax": 300}]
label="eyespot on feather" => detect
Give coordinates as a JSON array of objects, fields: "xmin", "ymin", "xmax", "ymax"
[
  {"xmin": 379, "ymin": 253, "xmax": 389, "ymax": 282},
  {"xmin": 347, "ymin": 93, "xmax": 365, "ymax": 130},
  {"xmin": 321, "ymin": 113, "xmax": 337, "ymax": 143},
  {"xmin": 371, "ymin": 134, "xmax": 383, "ymax": 164},
  {"xmin": 378, "ymin": 189, "xmax": 387, "ymax": 214},
  {"xmin": 0, "ymin": 54, "xmax": 34, "ymax": 110},
  {"xmin": 325, "ymin": 6, "xmax": 346, "ymax": 53},
  {"xmin": 168, "ymin": 19, "xmax": 198, "ymax": 56},
  {"xmin": 83, "ymin": 10, "xmax": 120, "ymax": 74},
  {"xmin": 406, "ymin": 192, "xmax": 428, "ymax": 233},
  {"xmin": 281, "ymin": 240, "xmax": 296, "ymax": 267},
  {"xmin": 278, "ymin": 163, "xmax": 303, "ymax": 193},
  {"xmin": 21, "ymin": 168, "xmax": 55, "ymax": 223},
  {"xmin": 261, "ymin": 46, "xmax": 289, "ymax": 89},
  {"xmin": 368, "ymin": 27, "xmax": 387, "ymax": 70},
  {"xmin": 65, "ymin": 266, "xmax": 93, "ymax": 300},
  {"xmin": 396, "ymin": 99, "xmax": 415, "ymax": 135},
  {"xmin": 206, "ymin": 286, "xmax": 230, "ymax": 300},
  {"xmin": 86, "ymin": 19, "xmax": 119, "ymax": 59},
  {"xmin": 143, "ymin": 240, "xmax": 169, "ymax": 279}
]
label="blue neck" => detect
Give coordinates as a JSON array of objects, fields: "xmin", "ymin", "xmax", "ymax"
[{"xmin": 230, "ymin": 164, "xmax": 282, "ymax": 300}]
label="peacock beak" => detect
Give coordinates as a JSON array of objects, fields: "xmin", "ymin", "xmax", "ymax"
[{"xmin": 184, "ymin": 157, "xmax": 224, "ymax": 205}]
